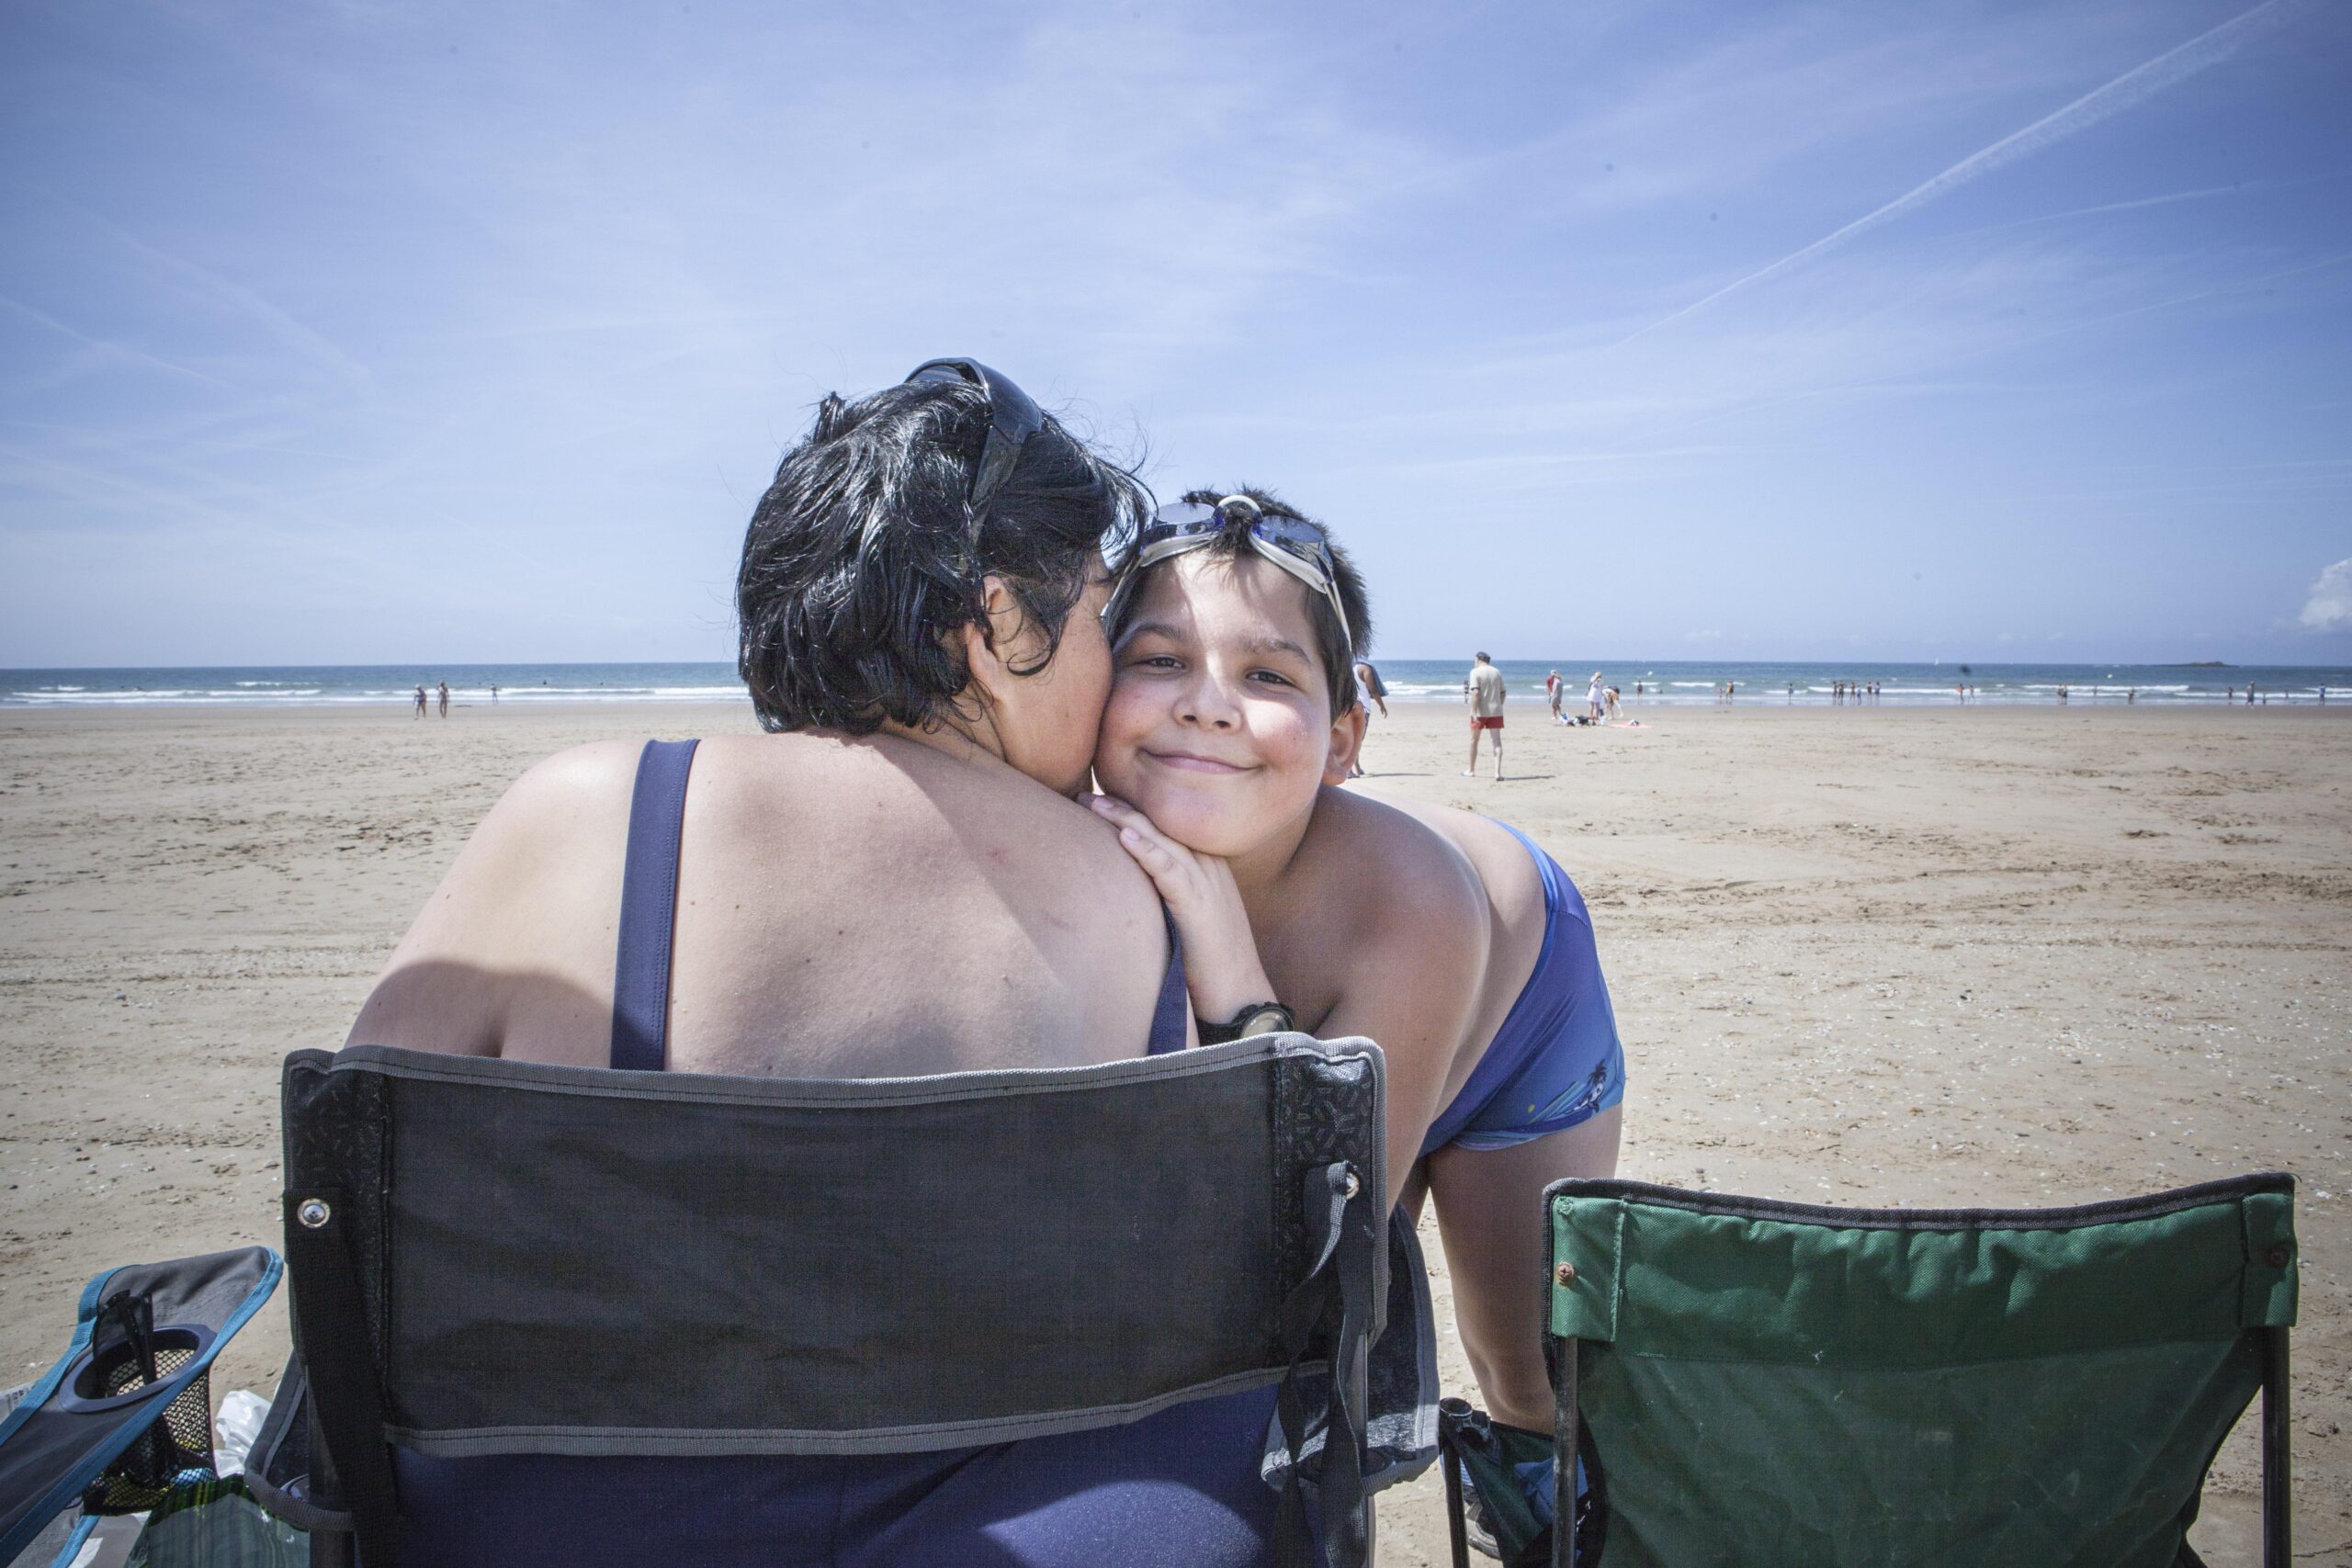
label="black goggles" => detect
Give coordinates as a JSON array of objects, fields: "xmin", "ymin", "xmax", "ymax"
[
  {"xmin": 1102, "ymin": 495, "xmax": 1351, "ymax": 651},
  {"xmin": 903, "ymin": 357, "xmax": 1044, "ymax": 519},
  {"xmin": 902, "ymin": 357, "xmax": 1139, "ymax": 578}
]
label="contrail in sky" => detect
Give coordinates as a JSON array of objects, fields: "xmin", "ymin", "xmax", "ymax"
[{"xmin": 1617, "ymin": 0, "xmax": 2315, "ymax": 345}]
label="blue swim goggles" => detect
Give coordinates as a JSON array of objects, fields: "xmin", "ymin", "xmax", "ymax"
[{"xmin": 1102, "ymin": 494, "xmax": 1352, "ymax": 649}]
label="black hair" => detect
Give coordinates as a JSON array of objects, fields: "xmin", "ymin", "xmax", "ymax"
[
  {"xmin": 1142, "ymin": 486, "xmax": 1373, "ymax": 716},
  {"xmin": 737, "ymin": 378, "xmax": 1149, "ymax": 734}
]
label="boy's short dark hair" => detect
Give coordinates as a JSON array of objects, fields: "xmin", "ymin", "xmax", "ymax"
[
  {"xmin": 737, "ymin": 378, "xmax": 1148, "ymax": 734},
  {"xmin": 1159, "ymin": 486, "xmax": 1373, "ymax": 716}
]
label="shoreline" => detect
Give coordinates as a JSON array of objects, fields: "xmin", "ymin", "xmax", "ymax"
[{"xmin": 6, "ymin": 697, "xmax": 2351, "ymax": 726}]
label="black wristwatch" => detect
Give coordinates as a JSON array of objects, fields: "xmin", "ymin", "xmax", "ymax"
[{"xmin": 1198, "ymin": 1000, "xmax": 1295, "ymax": 1045}]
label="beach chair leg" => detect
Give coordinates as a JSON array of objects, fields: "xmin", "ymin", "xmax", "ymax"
[
  {"xmin": 1437, "ymin": 1398, "xmax": 1471, "ymax": 1568},
  {"xmin": 304, "ymin": 1385, "xmax": 357, "ymax": 1568},
  {"xmin": 2262, "ymin": 1325, "xmax": 2290, "ymax": 1568},
  {"xmin": 1554, "ymin": 1339, "xmax": 1579, "ymax": 1568}
]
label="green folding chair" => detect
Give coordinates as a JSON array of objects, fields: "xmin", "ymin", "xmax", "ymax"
[{"xmin": 1447, "ymin": 1172, "xmax": 2297, "ymax": 1568}]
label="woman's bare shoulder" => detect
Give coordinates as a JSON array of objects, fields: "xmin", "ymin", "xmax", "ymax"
[
  {"xmin": 350, "ymin": 741, "xmax": 643, "ymax": 1055},
  {"xmin": 481, "ymin": 739, "xmax": 642, "ymax": 831}
]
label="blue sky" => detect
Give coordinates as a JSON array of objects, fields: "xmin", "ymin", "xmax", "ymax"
[{"xmin": 4, "ymin": 0, "xmax": 2348, "ymax": 667}]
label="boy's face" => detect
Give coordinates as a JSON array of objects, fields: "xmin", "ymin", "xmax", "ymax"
[{"xmin": 1093, "ymin": 552, "xmax": 1357, "ymax": 859}]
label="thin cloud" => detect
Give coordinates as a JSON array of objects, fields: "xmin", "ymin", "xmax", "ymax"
[
  {"xmin": 20, "ymin": 185, "xmax": 373, "ymax": 390},
  {"xmin": 1617, "ymin": 0, "xmax": 2318, "ymax": 344},
  {"xmin": 2302, "ymin": 559, "xmax": 2352, "ymax": 634},
  {"xmin": 0, "ymin": 292, "xmax": 237, "ymax": 390}
]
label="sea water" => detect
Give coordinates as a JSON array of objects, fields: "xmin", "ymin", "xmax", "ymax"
[
  {"xmin": 4, "ymin": 660, "xmax": 2348, "ymax": 708},
  {"xmin": 1362, "ymin": 660, "xmax": 2352, "ymax": 706}
]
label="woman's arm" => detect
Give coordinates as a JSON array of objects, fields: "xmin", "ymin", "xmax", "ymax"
[{"xmin": 1423, "ymin": 1109, "xmax": 1623, "ymax": 1429}]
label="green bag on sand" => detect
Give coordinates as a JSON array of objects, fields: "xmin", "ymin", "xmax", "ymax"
[
  {"xmin": 1453, "ymin": 1414, "xmax": 1555, "ymax": 1564},
  {"xmin": 127, "ymin": 1477, "xmax": 307, "ymax": 1568},
  {"xmin": 1443, "ymin": 1404, "xmax": 1607, "ymax": 1566}
]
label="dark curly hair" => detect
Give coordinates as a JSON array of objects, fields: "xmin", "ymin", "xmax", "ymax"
[
  {"xmin": 1114, "ymin": 486, "xmax": 1372, "ymax": 716},
  {"xmin": 737, "ymin": 377, "xmax": 1149, "ymax": 734}
]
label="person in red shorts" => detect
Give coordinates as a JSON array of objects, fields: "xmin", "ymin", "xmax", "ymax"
[{"xmin": 1464, "ymin": 650, "xmax": 1506, "ymax": 780}]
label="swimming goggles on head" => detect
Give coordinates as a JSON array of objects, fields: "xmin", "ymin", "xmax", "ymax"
[
  {"xmin": 1102, "ymin": 494, "xmax": 1351, "ymax": 651},
  {"xmin": 902, "ymin": 357, "xmax": 1139, "ymax": 576}
]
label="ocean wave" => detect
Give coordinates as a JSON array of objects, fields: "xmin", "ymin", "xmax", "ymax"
[{"xmin": 4, "ymin": 687, "xmax": 752, "ymax": 707}]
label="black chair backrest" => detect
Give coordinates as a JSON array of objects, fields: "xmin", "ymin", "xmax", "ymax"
[{"xmin": 272, "ymin": 1035, "xmax": 1399, "ymax": 1568}]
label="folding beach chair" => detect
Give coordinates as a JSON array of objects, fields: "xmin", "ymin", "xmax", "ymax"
[
  {"xmin": 245, "ymin": 1033, "xmax": 1438, "ymax": 1568},
  {"xmin": 1441, "ymin": 1172, "xmax": 2297, "ymax": 1568},
  {"xmin": 0, "ymin": 1247, "xmax": 281, "ymax": 1566}
]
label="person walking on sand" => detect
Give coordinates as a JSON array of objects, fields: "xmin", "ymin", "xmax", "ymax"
[
  {"xmin": 1546, "ymin": 670, "xmax": 1565, "ymax": 724},
  {"xmin": 413, "ymin": 685, "xmax": 427, "ymax": 718},
  {"xmin": 1350, "ymin": 659, "xmax": 1388, "ymax": 778},
  {"xmin": 1353, "ymin": 659, "xmax": 1388, "ymax": 720},
  {"xmin": 437, "ymin": 681, "xmax": 450, "ymax": 718},
  {"xmin": 1465, "ymin": 651, "xmax": 1507, "ymax": 779},
  {"xmin": 1587, "ymin": 671, "xmax": 1605, "ymax": 722}
]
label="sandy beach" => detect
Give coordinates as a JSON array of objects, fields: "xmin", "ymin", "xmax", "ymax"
[{"xmin": 3, "ymin": 696, "xmax": 2346, "ymax": 1563}]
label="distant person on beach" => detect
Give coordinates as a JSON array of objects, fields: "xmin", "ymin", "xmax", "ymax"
[
  {"xmin": 1089, "ymin": 487, "xmax": 1623, "ymax": 1517},
  {"xmin": 340, "ymin": 362, "xmax": 1324, "ymax": 1564},
  {"xmin": 436, "ymin": 681, "xmax": 450, "ymax": 717},
  {"xmin": 490, "ymin": 683, "xmax": 500, "ymax": 704},
  {"xmin": 1466, "ymin": 652, "xmax": 1507, "ymax": 779},
  {"xmin": 1605, "ymin": 685, "xmax": 1622, "ymax": 722},
  {"xmin": 413, "ymin": 685, "xmax": 427, "ymax": 718},
  {"xmin": 1546, "ymin": 669, "xmax": 1565, "ymax": 724},
  {"xmin": 1587, "ymin": 671, "xmax": 1605, "ymax": 722},
  {"xmin": 1350, "ymin": 659, "xmax": 1388, "ymax": 777}
]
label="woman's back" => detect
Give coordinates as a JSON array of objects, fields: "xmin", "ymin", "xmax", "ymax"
[{"xmin": 349, "ymin": 730, "xmax": 1174, "ymax": 1072}]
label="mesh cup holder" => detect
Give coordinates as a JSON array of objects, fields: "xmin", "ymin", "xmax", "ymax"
[{"xmin": 62, "ymin": 1325, "xmax": 218, "ymax": 1514}]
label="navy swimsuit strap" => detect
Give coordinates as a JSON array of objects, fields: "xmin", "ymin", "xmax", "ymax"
[
  {"xmin": 1147, "ymin": 912, "xmax": 1189, "ymax": 1056},
  {"xmin": 611, "ymin": 739, "xmax": 699, "ymax": 1071},
  {"xmin": 609, "ymin": 736, "xmax": 1190, "ymax": 1069}
]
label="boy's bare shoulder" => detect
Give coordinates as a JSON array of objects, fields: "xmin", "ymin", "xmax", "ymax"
[{"xmin": 1305, "ymin": 788, "xmax": 1488, "ymax": 953}]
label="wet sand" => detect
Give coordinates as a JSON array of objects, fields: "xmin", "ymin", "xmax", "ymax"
[{"xmin": 2, "ymin": 697, "xmax": 2346, "ymax": 1562}]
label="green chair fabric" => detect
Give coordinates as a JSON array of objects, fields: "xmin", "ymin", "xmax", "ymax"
[{"xmin": 1544, "ymin": 1174, "xmax": 2295, "ymax": 1568}]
